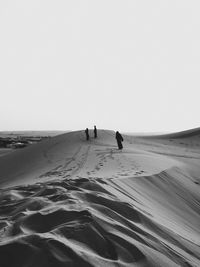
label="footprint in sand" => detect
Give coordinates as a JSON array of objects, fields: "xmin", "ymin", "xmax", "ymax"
[
  {"xmin": 120, "ymin": 173, "xmax": 129, "ymax": 177},
  {"xmin": 134, "ymin": 170, "xmax": 146, "ymax": 175}
]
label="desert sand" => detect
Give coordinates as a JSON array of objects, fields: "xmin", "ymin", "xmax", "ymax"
[{"xmin": 0, "ymin": 129, "xmax": 200, "ymax": 267}]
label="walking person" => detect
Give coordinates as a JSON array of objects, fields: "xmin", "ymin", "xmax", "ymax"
[
  {"xmin": 115, "ymin": 131, "xmax": 123, "ymax": 150},
  {"xmin": 85, "ymin": 128, "xmax": 89, "ymax": 141},
  {"xmin": 94, "ymin": 125, "xmax": 97, "ymax": 138}
]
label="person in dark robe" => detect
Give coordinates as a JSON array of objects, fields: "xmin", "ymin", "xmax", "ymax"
[
  {"xmin": 115, "ymin": 131, "xmax": 123, "ymax": 149},
  {"xmin": 94, "ymin": 125, "xmax": 97, "ymax": 138},
  {"xmin": 85, "ymin": 128, "xmax": 89, "ymax": 140}
]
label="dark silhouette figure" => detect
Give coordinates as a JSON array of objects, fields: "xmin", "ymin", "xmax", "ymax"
[
  {"xmin": 94, "ymin": 125, "xmax": 97, "ymax": 138},
  {"xmin": 85, "ymin": 128, "xmax": 89, "ymax": 140},
  {"xmin": 116, "ymin": 131, "xmax": 123, "ymax": 150}
]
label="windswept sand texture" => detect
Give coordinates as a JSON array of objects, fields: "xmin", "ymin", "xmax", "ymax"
[{"xmin": 0, "ymin": 129, "xmax": 200, "ymax": 267}]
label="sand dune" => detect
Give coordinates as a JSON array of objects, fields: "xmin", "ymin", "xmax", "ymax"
[{"xmin": 0, "ymin": 129, "xmax": 200, "ymax": 266}]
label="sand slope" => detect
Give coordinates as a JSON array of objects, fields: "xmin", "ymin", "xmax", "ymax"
[{"xmin": 0, "ymin": 129, "xmax": 200, "ymax": 267}]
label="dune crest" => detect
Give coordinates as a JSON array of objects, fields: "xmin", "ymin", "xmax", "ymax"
[{"xmin": 0, "ymin": 129, "xmax": 200, "ymax": 266}]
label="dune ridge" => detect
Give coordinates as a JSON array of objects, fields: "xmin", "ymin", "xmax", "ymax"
[{"xmin": 0, "ymin": 129, "xmax": 200, "ymax": 267}]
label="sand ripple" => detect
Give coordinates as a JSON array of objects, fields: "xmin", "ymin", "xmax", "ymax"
[{"xmin": 0, "ymin": 172, "xmax": 199, "ymax": 267}]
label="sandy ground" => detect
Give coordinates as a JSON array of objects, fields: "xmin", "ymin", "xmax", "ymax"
[
  {"xmin": 0, "ymin": 148, "xmax": 13, "ymax": 157},
  {"xmin": 0, "ymin": 129, "xmax": 199, "ymax": 267}
]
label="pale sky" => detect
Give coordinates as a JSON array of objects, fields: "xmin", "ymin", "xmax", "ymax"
[{"xmin": 0, "ymin": 1, "xmax": 200, "ymax": 132}]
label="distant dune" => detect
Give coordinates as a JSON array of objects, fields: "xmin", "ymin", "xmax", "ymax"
[
  {"xmin": 0, "ymin": 130, "xmax": 66, "ymax": 138},
  {"xmin": 0, "ymin": 129, "xmax": 200, "ymax": 266}
]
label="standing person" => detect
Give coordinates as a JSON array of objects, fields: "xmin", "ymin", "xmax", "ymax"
[
  {"xmin": 85, "ymin": 128, "xmax": 89, "ymax": 140},
  {"xmin": 115, "ymin": 131, "xmax": 123, "ymax": 150},
  {"xmin": 94, "ymin": 125, "xmax": 97, "ymax": 138}
]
